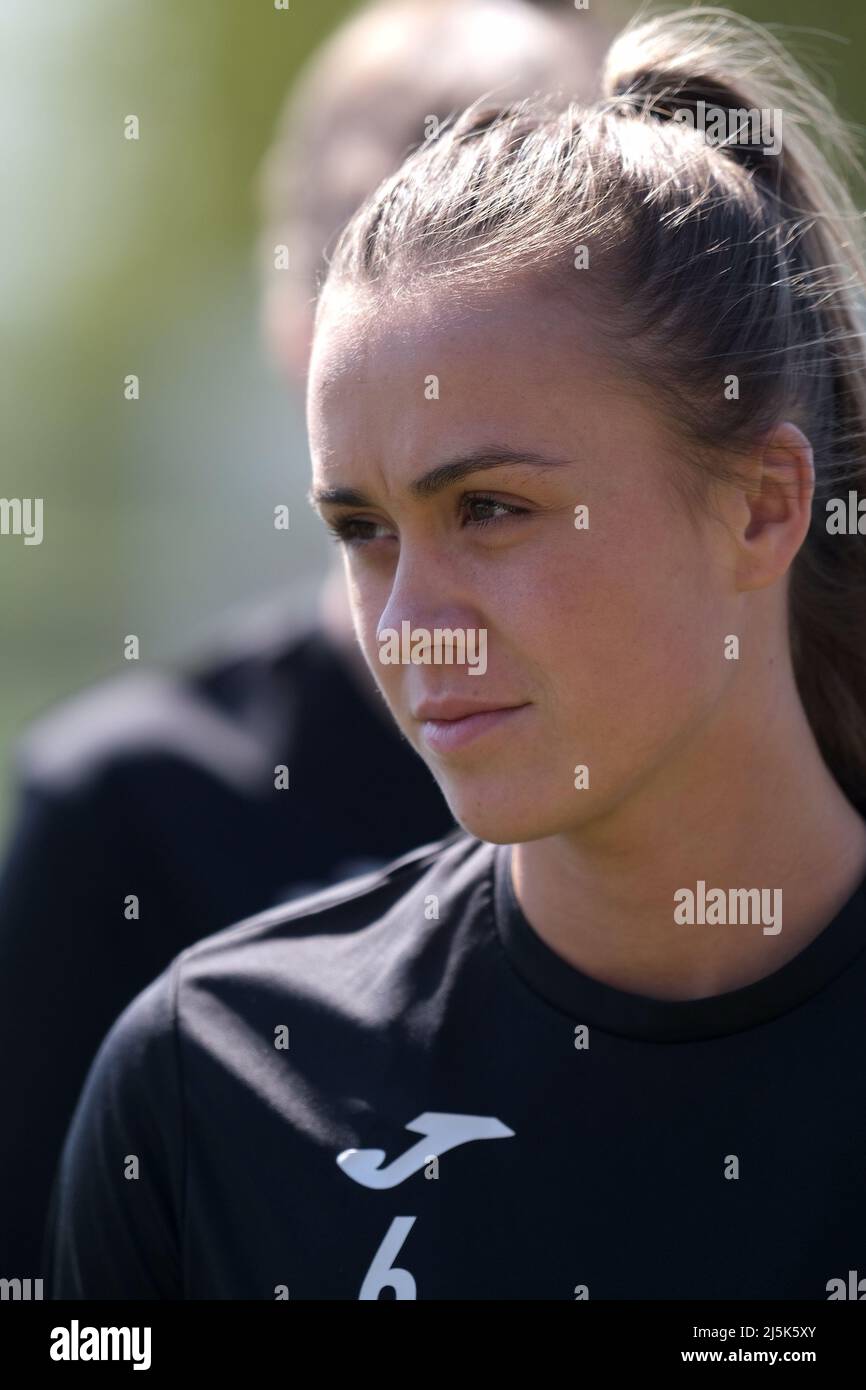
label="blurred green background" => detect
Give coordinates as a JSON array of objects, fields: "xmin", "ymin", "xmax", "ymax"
[{"xmin": 2, "ymin": 0, "xmax": 865, "ymax": 835}]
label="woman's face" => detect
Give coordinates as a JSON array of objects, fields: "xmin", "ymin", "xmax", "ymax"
[{"xmin": 307, "ymin": 280, "xmax": 740, "ymax": 843}]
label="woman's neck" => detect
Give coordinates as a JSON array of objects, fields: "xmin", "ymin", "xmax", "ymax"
[{"xmin": 510, "ymin": 681, "xmax": 866, "ymax": 1002}]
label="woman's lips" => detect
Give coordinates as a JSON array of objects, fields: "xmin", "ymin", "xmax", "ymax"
[{"xmin": 417, "ymin": 703, "xmax": 531, "ymax": 754}]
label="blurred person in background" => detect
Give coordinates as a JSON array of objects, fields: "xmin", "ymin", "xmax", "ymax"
[{"xmin": 0, "ymin": 0, "xmax": 610, "ymax": 1279}]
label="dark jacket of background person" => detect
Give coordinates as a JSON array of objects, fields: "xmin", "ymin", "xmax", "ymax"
[{"xmin": 0, "ymin": 604, "xmax": 454, "ymax": 1279}]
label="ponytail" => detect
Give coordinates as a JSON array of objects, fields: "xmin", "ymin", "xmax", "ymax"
[{"xmin": 602, "ymin": 9, "xmax": 866, "ymax": 803}]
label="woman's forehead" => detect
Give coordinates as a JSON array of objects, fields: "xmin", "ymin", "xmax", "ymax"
[
  {"xmin": 307, "ymin": 308, "xmax": 658, "ymax": 504},
  {"xmin": 308, "ymin": 276, "xmax": 607, "ymax": 405}
]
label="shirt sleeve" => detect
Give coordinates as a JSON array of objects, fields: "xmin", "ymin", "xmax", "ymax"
[{"xmin": 43, "ymin": 956, "xmax": 186, "ymax": 1300}]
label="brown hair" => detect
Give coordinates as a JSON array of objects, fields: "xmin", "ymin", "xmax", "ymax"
[{"xmin": 319, "ymin": 6, "xmax": 866, "ymax": 804}]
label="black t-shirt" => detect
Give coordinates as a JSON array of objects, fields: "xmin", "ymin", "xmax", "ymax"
[
  {"xmin": 0, "ymin": 605, "xmax": 453, "ymax": 1277},
  {"xmin": 45, "ymin": 829, "xmax": 866, "ymax": 1300}
]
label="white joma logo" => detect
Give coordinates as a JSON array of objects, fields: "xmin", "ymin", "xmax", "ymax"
[{"xmin": 337, "ymin": 1110, "xmax": 515, "ymax": 1188}]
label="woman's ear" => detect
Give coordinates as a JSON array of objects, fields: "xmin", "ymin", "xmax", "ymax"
[{"xmin": 735, "ymin": 420, "xmax": 815, "ymax": 591}]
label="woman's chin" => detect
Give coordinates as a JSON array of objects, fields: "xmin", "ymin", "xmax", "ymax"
[{"xmin": 445, "ymin": 791, "xmax": 572, "ymax": 846}]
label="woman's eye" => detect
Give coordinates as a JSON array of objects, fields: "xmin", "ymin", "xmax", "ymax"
[
  {"xmin": 326, "ymin": 494, "xmax": 530, "ymax": 546},
  {"xmin": 326, "ymin": 517, "xmax": 392, "ymax": 546},
  {"xmin": 462, "ymin": 494, "xmax": 529, "ymax": 528}
]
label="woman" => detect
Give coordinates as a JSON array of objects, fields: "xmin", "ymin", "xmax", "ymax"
[{"xmin": 47, "ymin": 7, "xmax": 866, "ymax": 1299}]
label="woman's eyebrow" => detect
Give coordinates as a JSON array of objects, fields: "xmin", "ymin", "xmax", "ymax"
[{"xmin": 309, "ymin": 447, "xmax": 569, "ymax": 510}]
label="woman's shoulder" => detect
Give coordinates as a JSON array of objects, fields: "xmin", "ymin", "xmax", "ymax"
[
  {"xmin": 85, "ymin": 827, "xmax": 494, "ymax": 1093},
  {"xmin": 178, "ymin": 825, "xmax": 491, "ymax": 969}
]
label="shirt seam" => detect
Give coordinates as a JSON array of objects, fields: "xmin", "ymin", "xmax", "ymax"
[{"xmin": 484, "ymin": 842, "xmax": 866, "ymax": 1046}]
